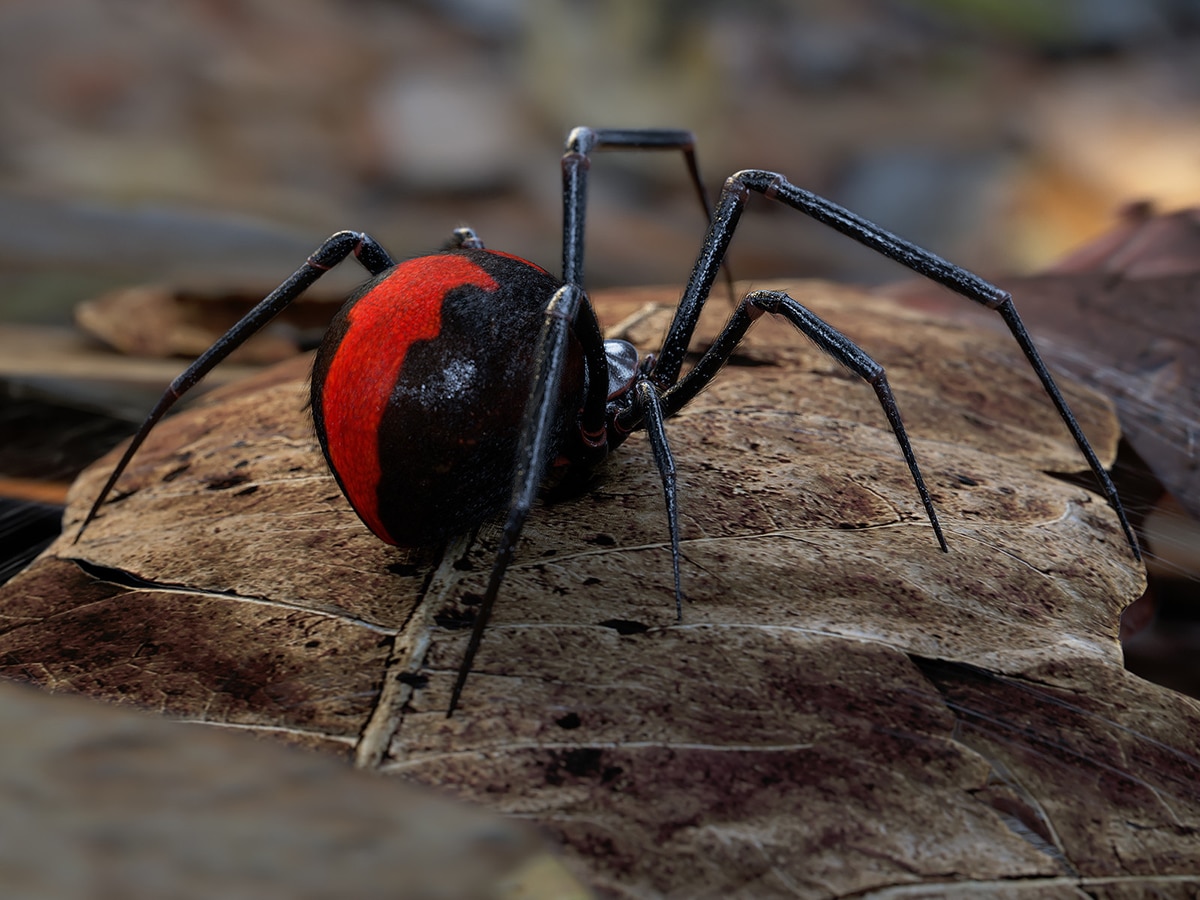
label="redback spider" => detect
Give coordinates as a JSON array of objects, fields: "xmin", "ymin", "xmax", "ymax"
[{"xmin": 75, "ymin": 126, "xmax": 1140, "ymax": 715}]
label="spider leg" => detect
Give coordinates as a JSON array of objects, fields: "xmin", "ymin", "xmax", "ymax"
[
  {"xmin": 446, "ymin": 282, "xmax": 603, "ymax": 716},
  {"xmin": 652, "ymin": 170, "xmax": 1139, "ymax": 560},
  {"xmin": 632, "ymin": 289, "xmax": 948, "ymax": 551},
  {"xmin": 560, "ymin": 127, "xmax": 733, "ymax": 300},
  {"xmin": 630, "ymin": 379, "xmax": 685, "ymax": 620},
  {"xmin": 74, "ymin": 231, "xmax": 395, "ymax": 541}
]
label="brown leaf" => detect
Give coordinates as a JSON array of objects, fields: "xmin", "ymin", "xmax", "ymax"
[
  {"xmin": 1, "ymin": 281, "xmax": 1184, "ymax": 897},
  {"xmin": 75, "ymin": 283, "xmax": 343, "ymax": 363}
]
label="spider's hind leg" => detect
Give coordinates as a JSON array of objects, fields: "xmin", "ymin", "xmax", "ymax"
[{"xmin": 446, "ymin": 282, "xmax": 612, "ymax": 716}]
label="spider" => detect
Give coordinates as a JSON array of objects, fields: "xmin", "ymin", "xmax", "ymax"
[{"xmin": 74, "ymin": 126, "xmax": 1140, "ymax": 714}]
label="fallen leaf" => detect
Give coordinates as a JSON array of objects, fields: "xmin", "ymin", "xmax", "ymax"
[
  {"xmin": 76, "ymin": 283, "xmax": 343, "ymax": 363},
  {"xmin": 2, "ymin": 280, "xmax": 1186, "ymax": 897}
]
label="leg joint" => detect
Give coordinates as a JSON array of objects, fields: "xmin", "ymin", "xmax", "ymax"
[
  {"xmin": 729, "ymin": 169, "xmax": 788, "ymax": 199},
  {"xmin": 986, "ymin": 289, "xmax": 1013, "ymax": 310},
  {"xmin": 545, "ymin": 284, "xmax": 583, "ymax": 322},
  {"xmin": 307, "ymin": 230, "xmax": 365, "ymax": 270},
  {"xmin": 744, "ymin": 289, "xmax": 790, "ymax": 318},
  {"xmin": 564, "ymin": 127, "xmax": 596, "ymax": 155}
]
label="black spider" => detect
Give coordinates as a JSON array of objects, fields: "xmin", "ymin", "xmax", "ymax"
[{"xmin": 74, "ymin": 127, "xmax": 1140, "ymax": 714}]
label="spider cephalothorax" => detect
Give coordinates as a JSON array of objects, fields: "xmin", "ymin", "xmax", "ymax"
[{"xmin": 75, "ymin": 126, "xmax": 1140, "ymax": 714}]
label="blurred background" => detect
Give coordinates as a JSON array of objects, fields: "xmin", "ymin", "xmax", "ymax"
[
  {"xmin": 0, "ymin": 0, "xmax": 1198, "ymax": 320},
  {"xmin": 0, "ymin": 0, "xmax": 1198, "ymax": 692}
]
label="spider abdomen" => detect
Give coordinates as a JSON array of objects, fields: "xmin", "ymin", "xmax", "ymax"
[{"xmin": 311, "ymin": 249, "xmax": 583, "ymax": 546}]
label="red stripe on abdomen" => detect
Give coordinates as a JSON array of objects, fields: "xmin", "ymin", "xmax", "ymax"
[{"xmin": 320, "ymin": 255, "xmax": 498, "ymax": 543}]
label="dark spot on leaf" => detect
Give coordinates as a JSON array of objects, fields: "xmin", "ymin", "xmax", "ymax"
[
  {"xmin": 589, "ymin": 533, "xmax": 616, "ymax": 546},
  {"xmin": 549, "ymin": 748, "xmax": 623, "ymax": 785},
  {"xmin": 583, "ymin": 577, "xmax": 602, "ymax": 586},
  {"xmin": 564, "ymin": 748, "xmax": 601, "ymax": 777},
  {"xmin": 387, "ymin": 562, "xmax": 420, "ymax": 577},
  {"xmin": 233, "ymin": 459, "xmax": 249, "ymax": 469},
  {"xmin": 218, "ymin": 666, "xmax": 271, "ymax": 702},
  {"xmin": 434, "ymin": 607, "xmax": 475, "ymax": 630},
  {"xmin": 397, "ymin": 672, "xmax": 428, "ymax": 689},
  {"xmin": 161, "ymin": 464, "xmax": 191, "ymax": 483},
  {"xmin": 304, "ymin": 640, "xmax": 320, "ymax": 649},
  {"xmin": 556, "ymin": 712, "xmax": 582, "ymax": 729},
  {"xmin": 601, "ymin": 765, "xmax": 624, "ymax": 784},
  {"xmin": 954, "ymin": 473, "xmax": 979, "ymax": 486},
  {"xmin": 544, "ymin": 747, "xmax": 612, "ymax": 786},
  {"xmin": 234, "ymin": 485, "xmax": 259, "ymax": 497},
  {"xmin": 204, "ymin": 473, "xmax": 250, "ymax": 491},
  {"xmin": 598, "ymin": 619, "xmax": 649, "ymax": 635}
]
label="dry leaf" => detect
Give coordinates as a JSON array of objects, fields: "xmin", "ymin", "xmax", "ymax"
[
  {"xmin": 76, "ymin": 283, "xmax": 343, "ymax": 363},
  {"xmin": 2, "ymin": 281, "xmax": 1186, "ymax": 897}
]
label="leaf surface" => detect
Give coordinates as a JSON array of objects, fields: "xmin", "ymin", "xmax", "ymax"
[{"xmin": 2, "ymin": 280, "xmax": 1187, "ymax": 898}]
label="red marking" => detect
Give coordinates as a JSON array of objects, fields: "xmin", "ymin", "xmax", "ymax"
[{"xmin": 321, "ymin": 255, "xmax": 498, "ymax": 542}]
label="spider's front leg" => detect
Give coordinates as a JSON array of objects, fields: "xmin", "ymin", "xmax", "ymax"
[
  {"xmin": 559, "ymin": 126, "xmax": 734, "ymax": 301},
  {"xmin": 560, "ymin": 127, "xmax": 713, "ymax": 286},
  {"xmin": 650, "ymin": 170, "xmax": 1140, "ymax": 560},
  {"xmin": 446, "ymin": 283, "xmax": 612, "ymax": 716}
]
